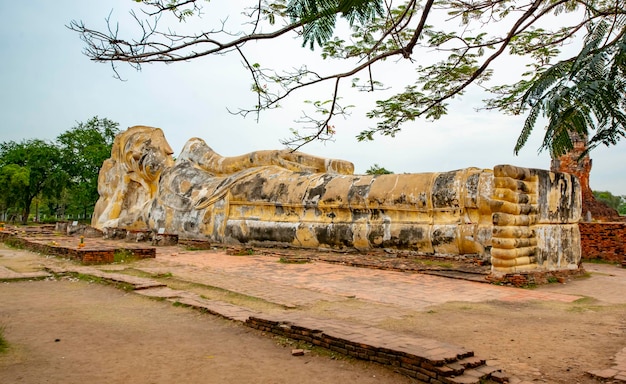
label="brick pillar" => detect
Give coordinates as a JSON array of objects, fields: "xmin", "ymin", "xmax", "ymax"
[{"xmin": 550, "ymin": 134, "xmax": 619, "ymax": 221}]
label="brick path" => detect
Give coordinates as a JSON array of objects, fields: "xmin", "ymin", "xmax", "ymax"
[
  {"xmin": 138, "ymin": 250, "xmax": 582, "ymax": 311},
  {"xmin": 2, "ymin": 238, "xmax": 625, "ymax": 383}
]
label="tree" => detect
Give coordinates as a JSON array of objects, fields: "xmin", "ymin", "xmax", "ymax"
[
  {"xmin": 0, "ymin": 140, "xmax": 67, "ymax": 224},
  {"xmin": 365, "ymin": 163, "xmax": 393, "ymax": 175},
  {"xmin": 489, "ymin": 19, "xmax": 626, "ymax": 157},
  {"xmin": 0, "ymin": 164, "xmax": 30, "ymax": 221},
  {"xmin": 56, "ymin": 117, "xmax": 119, "ymax": 219},
  {"xmin": 593, "ymin": 190, "xmax": 624, "ymax": 211},
  {"xmin": 0, "ymin": 117, "xmax": 118, "ymax": 223},
  {"xmin": 69, "ymin": 0, "xmax": 626, "ymax": 151}
]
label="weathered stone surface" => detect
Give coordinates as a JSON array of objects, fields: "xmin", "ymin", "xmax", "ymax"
[
  {"xmin": 490, "ymin": 165, "xmax": 581, "ymax": 273},
  {"xmin": 92, "ymin": 126, "xmax": 175, "ymax": 230},
  {"xmin": 92, "ymin": 126, "xmax": 582, "ymax": 273}
]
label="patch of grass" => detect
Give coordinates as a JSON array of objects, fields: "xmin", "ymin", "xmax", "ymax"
[
  {"xmin": 74, "ymin": 273, "xmax": 105, "ymax": 285},
  {"xmin": 567, "ymin": 296, "xmax": 604, "ymax": 313},
  {"xmin": 89, "ymin": 267, "xmax": 282, "ymax": 311},
  {"xmin": 164, "ymin": 280, "xmax": 282, "ymax": 311},
  {"xmin": 107, "ymin": 268, "xmax": 172, "ymax": 281},
  {"xmin": 547, "ymin": 276, "xmax": 559, "ymax": 284},
  {"xmin": 567, "ymin": 306, "xmax": 596, "ymax": 313},
  {"xmin": 113, "ymin": 249, "xmax": 137, "ymax": 264},
  {"xmin": 233, "ymin": 248, "xmax": 255, "ymax": 256},
  {"xmin": 3, "ymin": 238, "xmax": 24, "ymax": 250},
  {"xmin": 573, "ymin": 296, "xmax": 596, "ymax": 305},
  {"xmin": 110, "ymin": 268, "xmax": 152, "ymax": 278},
  {"xmin": 0, "ymin": 324, "xmax": 9, "ymax": 353},
  {"xmin": 419, "ymin": 259, "xmax": 454, "ymax": 269},
  {"xmin": 183, "ymin": 245, "xmax": 213, "ymax": 251},
  {"xmin": 278, "ymin": 257, "xmax": 310, "ymax": 264},
  {"xmin": 117, "ymin": 282, "xmax": 135, "ymax": 291},
  {"xmin": 71, "ymin": 273, "xmax": 134, "ymax": 291},
  {"xmin": 584, "ymin": 258, "xmax": 620, "ymax": 265}
]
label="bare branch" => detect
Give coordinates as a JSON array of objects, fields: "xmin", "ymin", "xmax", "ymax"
[
  {"xmin": 420, "ymin": 0, "xmax": 546, "ymax": 116},
  {"xmin": 69, "ymin": 0, "xmax": 626, "ymax": 149},
  {"xmin": 280, "ymin": 78, "xmax": 349, "ymax": 150}
]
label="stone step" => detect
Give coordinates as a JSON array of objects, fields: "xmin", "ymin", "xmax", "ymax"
[{"xmin": 440, "ymin": 364, "xmax": 508, "ymax": 384}]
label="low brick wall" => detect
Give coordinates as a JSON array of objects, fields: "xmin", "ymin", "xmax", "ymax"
[
  {"xmin": 179, "ymin": 239, "xmax": 213, "ymax": 250},
  {"xmin": 244, "ymin": 317, "xmax": 504, "ymax": 383},
  {"xmin": 0, "ymin": 231, "xmax": 155, "ymax": 264},
  {"xmin": 103, "ymin": 227, "xmax": 128, "ymax": 240},
  {"xmin": 579, "ymin": 222, "xmax": 626, "ymax": 263},
  {"xmin": 152, "ymin": 233, "xmax": 179, "ymax": 246},
  {"xmin": 54, "ymin": 222, "xmax": 103, "ymax": 237},
  {"xmin": 126, "ymin": 230, "xmax": 153, "ymax": 243},
  {"xmin": 487, "ymin": 268, "xmax": 586, "ymax": 287}
]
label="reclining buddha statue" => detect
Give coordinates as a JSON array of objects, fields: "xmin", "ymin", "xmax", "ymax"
[{"xmin": 93, "ymin": 126, "xmax": 582, "ymax": 274}]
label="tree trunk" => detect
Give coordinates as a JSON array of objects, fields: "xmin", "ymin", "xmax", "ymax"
[
  {"xmin": 21, "ymin": 196, "xmax": 33, "ymax": 225},
  {"xmin": 21, "ymin": 206, "xmax": 31, "ymax": 225}
]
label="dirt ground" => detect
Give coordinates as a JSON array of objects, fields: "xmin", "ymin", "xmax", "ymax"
[
  {"xmin": 0, "ymin": 278, "xmax": 414, "ymax": 384},
  {"xmin": 387, "ymin": 299, "xmax": 626, "ymax": 383},
  {"xmin": 0, "ymin": 244, "xmax": 625, "ymax": 383},
  {"xmin": 381, "ymin": 264, "xmax": 626, "ymax": 383}
]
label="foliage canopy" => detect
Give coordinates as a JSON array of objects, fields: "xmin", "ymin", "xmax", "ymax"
[
  {"xmin": 593, "ymin": 190, "xmax": 626, "ymax": 214},
  {"xmin": 0, "ymin": 140, "xmax": 67, "ymax": 223},
  {"xmin": 57, "ymin": 117, "xmax": 119, "ymax": 218},
  {"xmin": 70, "ymin": 0, "xmax": 626, "ymax": 152},
  {"xmin": 365, "ymin": 163, "xmax": 393, "ymax": 174},
  {"xmin": 0, "ymin": 117, "xmax": 118, "ymax": 223}
]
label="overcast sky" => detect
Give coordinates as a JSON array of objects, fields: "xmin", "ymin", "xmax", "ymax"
[{"xmin": 1, "ymin": 1, "xmax": 624, "ymax": 194}]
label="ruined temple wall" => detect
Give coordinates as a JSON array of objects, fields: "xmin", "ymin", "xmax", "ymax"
[{"xmin": 579, "ymin": 222, "xmax": 626, "ymax": 263}]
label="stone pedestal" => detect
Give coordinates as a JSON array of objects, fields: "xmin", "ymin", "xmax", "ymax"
[{"xmin": 152, "ymin": 233, "xmax": 179, "ymax": 246}]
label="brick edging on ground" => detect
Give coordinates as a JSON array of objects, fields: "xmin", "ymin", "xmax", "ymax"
[
  {"xmin": 41, "ymin": 264, "xmax": 510, "ymax": 384},
  {"xmin": 244, "ymin": 316, "xmax": 508, "ymax": 384}
]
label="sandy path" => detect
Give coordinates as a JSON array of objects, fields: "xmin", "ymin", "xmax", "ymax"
[{"xmin": 0, "ymin": 278, "xmax": 413, "ymax": 384}]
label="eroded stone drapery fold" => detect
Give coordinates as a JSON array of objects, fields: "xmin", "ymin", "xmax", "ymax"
[{"xmin": 93, "ymin": 126, "xmax": 582, "ymax": 274}]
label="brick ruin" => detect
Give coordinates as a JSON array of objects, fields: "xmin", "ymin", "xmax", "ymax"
[
  {"xmin": 549, "ymin": 134, "xmax": 625, "ymax": 266},
  {"xmin": 550, "ymin": 133, "xmax": 621, "ymax": 221}
]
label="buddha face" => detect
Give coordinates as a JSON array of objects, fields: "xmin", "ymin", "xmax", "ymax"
[{"xmin": 119, "ymin": 126, "xmax": 175, "ymax": 183}]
